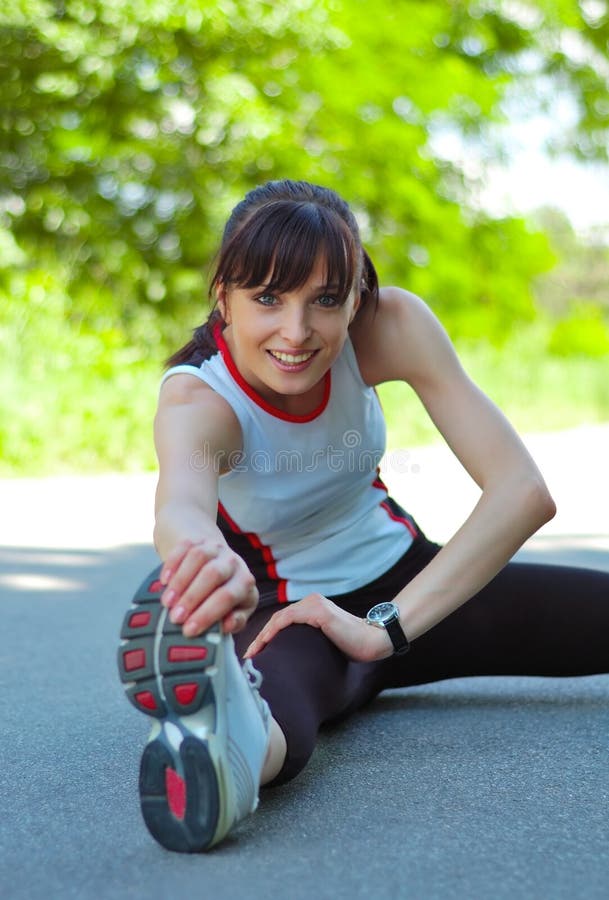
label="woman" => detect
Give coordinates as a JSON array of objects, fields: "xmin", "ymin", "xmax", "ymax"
[{"xmin": 117, "ymin": 179, "xmax": 609, "ymax": 853}]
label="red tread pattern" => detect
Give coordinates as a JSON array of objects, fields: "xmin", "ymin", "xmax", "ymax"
[
  {"xmin": 165, "ymin": 768, "xmax": 186, "ymax": 820},
  {"xmin": 129, "ymin": 611, "xmax": 152, "ymax": 629},
  {"xmin": 124, "ymin": 648, "xmax": 146, "ymax": 671},
  {"xmin": 168, "ymin": 646, "xmax": 207, "ymax": 663},
  {"xmin": 134, "ymin": 690, "xmax": 158, "ymax": 711},
  {"xmin": 173, "ymin": 683, "xmax": 198, "ymax": 706}
]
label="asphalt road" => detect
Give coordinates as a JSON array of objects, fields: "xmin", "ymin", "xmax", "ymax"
[{"xmin": 1, "ymin": 425, "xmax": 608, "ymax": 900}]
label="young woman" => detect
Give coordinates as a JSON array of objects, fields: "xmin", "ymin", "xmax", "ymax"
[{"xmin": 118, "ymin": 179, "xmax": 609, "ymax": 853}]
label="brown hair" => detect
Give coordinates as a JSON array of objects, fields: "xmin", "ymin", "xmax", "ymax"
[{"xmin": 165, "ymin": 180, "xmax": 379, "ymax": 369}]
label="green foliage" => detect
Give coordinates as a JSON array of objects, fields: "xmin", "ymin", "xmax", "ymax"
[
  {"xmin": 379, "ymin": 321, "xmax": 609, "ymax": 451},
  {"xmin": 3, "ymin": 0, "xmax": 607, "ymax": 337},
  {"xmin": 531, "ymin": 208, "xmax": 609, "ymax": 359},
  {"xmin": 1, "ymin": 0, "xmax": 345, "ymax": 322},
  {"xmin": 547, "ymin": 302, "xmax": 609, "ymax": 357},
  {"xmin": 2, "ymin": 0, "xmax": 609, "ymax": 474},
  {"xmin": 0, "ymin": 266, "xmax": 160, "ymax": 474},
  {"xmin": 533, "ymin": 207, "xmax": 609, "ymax": 317}
]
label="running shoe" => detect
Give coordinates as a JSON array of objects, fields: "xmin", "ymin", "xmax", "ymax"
[{"xmin": 117, "ymin": 564, "xmax": 270, "ymax": 852}]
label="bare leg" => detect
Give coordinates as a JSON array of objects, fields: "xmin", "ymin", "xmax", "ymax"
[{"xmin": 261, "ymin": 717, "xmax": 287, "ymax": 785}]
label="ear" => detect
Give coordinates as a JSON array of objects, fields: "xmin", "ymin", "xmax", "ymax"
[{"xmin": 216, "ymin": 283, "xmax": 231, "ymax": 324}]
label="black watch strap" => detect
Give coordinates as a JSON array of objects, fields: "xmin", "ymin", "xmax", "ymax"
[{"xmin": 385, "ymin": 615, "xmax": 410, "ymax": 655}]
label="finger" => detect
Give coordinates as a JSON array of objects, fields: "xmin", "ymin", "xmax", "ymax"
[
  {"xmin": 160, "ymin": 539, "xmax": 196, "ymax": 585},
  {"xmin": 164, "ymin": 543, "xmax": 226, "ymax": 611},
  {"xmin": 221, "ymin": 609, "xmax": 247, "ymax": 635},
  {"xmin": 181, "ymin": 578, "xmax": 258, "ymax": 637},
  {"xmin": 226, "ymin": 582, "xmax": 259, "ymax": 634},
  {"xmin": 160, "ymin": 541, "xmax": 199, "ymax": 603},
  {"xmin": 243, "ymin": 607, "xmax": 297, "ymax": 657},
  {"xmin": 219, "ymin": 579, "xmax": 258, "ymax": 635},
  {"xmin": 244, "ymin": 595, "xmax": 328, "ymax": 656},
  {"xmin": 169, "ymin": 555, "xmax": 235, "ymax": 622}
]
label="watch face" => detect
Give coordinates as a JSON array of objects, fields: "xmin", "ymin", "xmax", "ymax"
[{"xmin": 367, "ymin": 601, "xmax": 396, "ymax": 624}]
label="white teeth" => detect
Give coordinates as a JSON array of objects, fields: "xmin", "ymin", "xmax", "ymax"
[{"xmin": 270, "ymin": 351, "xmax": 315, "ymax": 364}]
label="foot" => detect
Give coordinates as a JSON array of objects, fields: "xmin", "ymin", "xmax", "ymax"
[{"xmin": 117, "ymin": 565, "xmax": 270, "ymax": 852}]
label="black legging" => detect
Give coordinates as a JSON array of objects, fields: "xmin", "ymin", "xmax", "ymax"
[{"xmin": 233, "ymin": 534, "xmax": 609, "ymax": 785}]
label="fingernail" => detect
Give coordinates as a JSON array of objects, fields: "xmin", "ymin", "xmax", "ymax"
[
  {"xmin": 160, "ymin": 568, "xmax": 172, "ymax": 585},
  {"xmin": 162, "ymin": 589, "xmax": 176, "ymax": 608},
  {"xmin": 183, "ymin": 620, "xmax": 198, "ymax": 637},
  {"xmin": 170, "ymin": 604, "xmax": 186, "ymax": 624}
]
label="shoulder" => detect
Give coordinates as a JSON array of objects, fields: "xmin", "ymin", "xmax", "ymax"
[
  {"xmin": 350, "ymin": 286, "xmax": 461, "ymax": 387},
  {"xmin": 160, "ymin": 371, "xmax": 216, "ymax": 407},
  {"xmin": 155, "ymin": 372, "xmax": 242, "ymax": 457}
]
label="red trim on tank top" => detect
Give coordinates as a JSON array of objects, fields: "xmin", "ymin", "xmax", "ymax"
[
  {"xmin": 212, "ymin": 321, "xmax": 331, "ymax": 423},
  {"xmin": 380, "ymin": 500, "xmax": 418, "ymax": 538},
  {"xmin": 372, "ymin": 473, "xmax": 418, "ymax": 538},
  {"xmin": 217, "ymin": 501, "xmax": 288, "ymax": 603}
]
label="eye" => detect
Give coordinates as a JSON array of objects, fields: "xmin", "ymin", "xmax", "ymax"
[
  {"xmin": 254, "ymin": 293, "xmax": 278, "ymax": 307},
  {"xmin": 315, "ymin": 294, "xmax": 340, "ymax": 308}
]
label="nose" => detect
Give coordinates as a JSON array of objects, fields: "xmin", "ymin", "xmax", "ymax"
[{"xmin": 279, "ymin": 304, "xmax": 312, "ymax": 346}]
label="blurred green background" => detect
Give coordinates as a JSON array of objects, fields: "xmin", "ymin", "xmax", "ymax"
[{"xmin": 1, "ymin": 0, "xmax": 608, "ymax": 475}]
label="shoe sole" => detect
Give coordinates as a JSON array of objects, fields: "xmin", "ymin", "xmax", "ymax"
[{"xmin": 117, "ymin": 566, "xmax": 229, "ymax": 852}]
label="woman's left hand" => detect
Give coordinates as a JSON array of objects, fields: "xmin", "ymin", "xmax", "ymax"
[{"xmin": 243, "ymin": 593, "xmax": 394, "ymax": 662}]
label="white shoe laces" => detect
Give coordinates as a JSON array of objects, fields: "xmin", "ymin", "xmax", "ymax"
[
  {"xmin": 242, "ymin": 658, "xmax": 263, "ymax": 690},
  {"xmin": 241, "ymin": 659, "xmax": 270, "ymax": 729}
]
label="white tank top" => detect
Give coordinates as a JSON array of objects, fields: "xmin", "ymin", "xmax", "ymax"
[{"xmin": 162, "ymin": 326, "xmax": 416, "ymax": 603}]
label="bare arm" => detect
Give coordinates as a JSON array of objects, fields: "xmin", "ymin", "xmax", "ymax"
[
  {"xmin": 153, "ymin": 374, "xmax": 258, "ymax": 637},
  {"xmin": 358, "ymin": 288, "xmax": 556, "ymax": 648},
  {"xmin": 246, "ymin": 288, "xmax": 556, "ymax": 661}
]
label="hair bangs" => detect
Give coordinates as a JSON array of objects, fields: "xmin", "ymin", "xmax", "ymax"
[{"xmin": 213, "ymin": 202, "xmax": 357, "ymax": 303}]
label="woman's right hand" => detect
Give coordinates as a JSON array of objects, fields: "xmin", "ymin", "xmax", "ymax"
[{"xmin": 158, "ymin": 538, "xmax": 259, "ymax": 638}]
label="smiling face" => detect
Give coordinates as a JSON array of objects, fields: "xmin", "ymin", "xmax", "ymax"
[
  {"xmin": 218, "ymin": 255, "xmax": 360, "ymax": 413},
  {"xmin": 211, "ymin": 199, "xmax": 364, "ymax": 414}
]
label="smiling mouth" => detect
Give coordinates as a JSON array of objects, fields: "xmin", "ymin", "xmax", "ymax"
[{"xmin": 268, "ymin": 350, "xmax": 317, "ymax": 365}]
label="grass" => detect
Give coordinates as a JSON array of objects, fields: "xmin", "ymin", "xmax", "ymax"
[
  {"xmin": 378, "ymin": 323, "xmax": 609, "ymax": 451},
  {"xmin": 1, "ymin": 315, "xmax": 608, "ymax": 477},
  {"xmin": 0, "ymin": 357, "xmax": 160, "ymax": 477}
]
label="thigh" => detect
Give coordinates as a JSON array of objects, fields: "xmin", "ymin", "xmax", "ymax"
[
  {"xmin": 234, "ymin": 605, "xmax": 379, "ymax": 783},
  {"xmin": 237, "ymin": 535, "xmax": 444, "ymax": 780},
  {"xmin": 381, "ymin": 559, "xmax": 609, "ymax": 688}
]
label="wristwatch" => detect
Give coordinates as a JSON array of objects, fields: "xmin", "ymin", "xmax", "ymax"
[{"xmin": 366, "ymin": 601, "xmax": 410, "ymax": 655}]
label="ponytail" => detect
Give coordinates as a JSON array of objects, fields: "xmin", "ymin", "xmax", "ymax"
[
  {"xmin": 360, "ymin": 249, "xmax": 379, "ymax": 313},
  {"xmin": 164, "ymin": 309, "xmax": 224, "ymax": 370}
]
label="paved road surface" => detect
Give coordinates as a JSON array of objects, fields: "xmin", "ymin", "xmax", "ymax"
[{"xmin": 1, "ymin": 425, "xmax": 608, "ymax": 900}]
